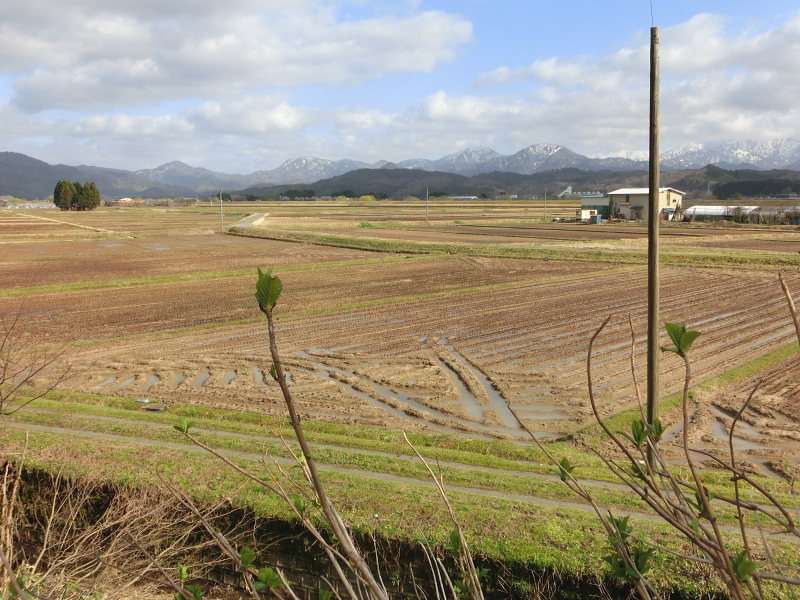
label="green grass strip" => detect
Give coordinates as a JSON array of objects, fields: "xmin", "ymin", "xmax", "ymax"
[{"xmin": 228, "ymin": 227, "xmax": 800, "ymax": 269}]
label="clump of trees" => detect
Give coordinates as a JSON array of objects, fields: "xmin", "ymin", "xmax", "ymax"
[
  {"xmin": 281, "ymin": 189, "xmax": 316, "ymax": 199},
  {"xmin": 53, "ymin": 181, "xmax": 102, "ymax": 211}
]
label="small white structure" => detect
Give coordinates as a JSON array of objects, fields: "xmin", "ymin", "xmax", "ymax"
[
  {"xmin": 577, "ymin": 209, "xmax": 598, "ymax": 220},
  {"xmin": 580, "ymin": 194, "xmax": 610, "ymax": 217},
  {"xmin": 608, "ymin": 187, "xmax": 684, "ymax": 220},
  {"xmin": 557, "ymin": 186, "xmax": 573, "ymax": 199},
  {"xmin": 684, "ymin": 205, "xmax": 758, "ymax": 221}
]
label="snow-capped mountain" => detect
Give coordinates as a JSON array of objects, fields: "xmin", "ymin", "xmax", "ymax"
[
  {"xmin": 397, "ymin": 148, "xmax": 502, "ymax": 173},
  {"xmin": 125, "ymin": 139, "xmax": 800, "ymax": 191},
  {"xmin": 488, "ymin": 144, "xmax": 593, "ymax": 173},
  {"xmin": 589, "ymin": 149, "xmax": 649, "ymax": 161},
  {"xmin": 9, "ymin": 138, "xmax": 800, "ymax": 200},
  {"xmin": 134, "ymin": 157, "xmax": 388, "ymax": 190},
  {"xmin": 396, "ymin": 158, "xmax": 435, "ymax": 170},
  {"xmin": 260, "ymin": 157, "xmax": 386, "ymax": 183},
  {"xmin": 660, "ymin": 139, "xmax": 800, "ymax": 170},
  {"xmin": 433, "ymin": 147, "xmax": 503, "ymax": 172}
]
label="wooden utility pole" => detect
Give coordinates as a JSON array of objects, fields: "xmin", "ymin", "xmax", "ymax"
[
  {"xmin": 219, "ymin": 189, "xmax": 224, "ymax": 231},
  {"xmin": 544, "ymin": 188, "xmax": 547, "ymax": 220},
  {"xmin": 647, "ymin": 27, "xmax": 660, "ymax": 434}
]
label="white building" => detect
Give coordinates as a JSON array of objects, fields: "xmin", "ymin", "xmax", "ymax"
[{"xmin": 607, "ymin": 187, "xmax": 684, "ymax": 220}]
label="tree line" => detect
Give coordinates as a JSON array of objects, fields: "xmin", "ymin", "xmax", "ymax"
[
  {"xmin": 714, "ymin": 178, "xmax": 800, "ymax": 198},
  {"xmin": 53, "ymin": 180, "xmax": 102, "ymax": 211}
]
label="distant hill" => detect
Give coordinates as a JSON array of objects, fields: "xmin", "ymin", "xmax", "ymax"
[
  {"xmin": 4, "ymin": 138, "xmax": 800, "ymax": 199},
  {"xmin": 0, "ymin": 152, "xmax": 197, "ymax": 200},
  {"xmin": 237, "ymin": 167, "xmax": 652, "ymax": 199},
  {"xmin": 663, "ymin": 165, "xmax": 800, "ymax": 198},
  {"xmin": 240, "ymin": 164, "xmax": 800, "ymax": 200}
]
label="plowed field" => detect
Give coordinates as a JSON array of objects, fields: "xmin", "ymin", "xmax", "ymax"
[{"xmin": 4, "ymin": 205, "xmax": 799, "ymax": 475}]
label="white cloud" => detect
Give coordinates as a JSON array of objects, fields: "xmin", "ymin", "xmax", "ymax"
[
  {"xmin": 3, "ymin": 6, "xmax": 800, "ymax": 171},
  {"xmin": 470, "ymin": 12, "xmax": 800, "ymax": 155},
  {"xmin": 1, "ymin": 1, "xmax": 472, "ymax": 111}
]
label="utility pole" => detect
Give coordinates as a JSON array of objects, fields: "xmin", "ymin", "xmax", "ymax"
[
  {"xmin": 426, "ymin": 186, "xmax": 429, "ymax": 222},
  {"xmin": 544, "ymin": 188, "xmax": 547, "ymax": 221},
  {"xmin": 219, "ymin": 189, "xmax": 224, "ymax": 231},
  {"xmin": 647, "ymin": 26, "xmax": 661, "ymax": 451}
]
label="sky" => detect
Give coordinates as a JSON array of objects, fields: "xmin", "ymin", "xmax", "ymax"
[{"xmin": 2, "ymin": 0, "xmax": 800, "ymax": 173}]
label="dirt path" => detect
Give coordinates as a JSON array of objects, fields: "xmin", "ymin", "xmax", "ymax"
[{"xmin": 22, "ymin": 212, "xmax": 118, "ymax": 234}]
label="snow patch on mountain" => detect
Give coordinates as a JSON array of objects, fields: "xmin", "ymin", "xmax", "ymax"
[{"xmin": 589, "ymin": 149, "xmax": 649, "ymax": 161}]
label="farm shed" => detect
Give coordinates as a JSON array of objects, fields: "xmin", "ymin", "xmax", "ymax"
[
  {"xmin": 684, "ymin": 205, "xmax": 758, "ymax": 221},
  {"xmin": 580, "ymin": 194, "xmax": 610, "ymax": 218},
  {"xmin": 608, "ymin": 187, "xmax": 684, "ymax": 220}
]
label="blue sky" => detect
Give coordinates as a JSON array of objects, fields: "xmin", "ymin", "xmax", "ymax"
[{"xmin": 1, "ymin": 0, "xmax": 799, "ymax": 172}]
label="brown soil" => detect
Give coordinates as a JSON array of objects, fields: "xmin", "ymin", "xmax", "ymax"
[
  {"xmin": 6, "ymin": 208, "xmax": 800, "ymax": 456},
  {"xmin": 0, "ymin": 234, "xmax": 379, "ymax": 289}
]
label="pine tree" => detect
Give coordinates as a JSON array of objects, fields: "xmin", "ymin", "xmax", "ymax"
[
  {"xmin": 83, "ymin": 182, "xmax": 101, "ymax": 209},
  {"xmin": 54, "ymin": 180, "xmax": 101, "ymax": 210},
  {"xmin": 53, "ymin": 180, "xmax": 75, "ymax": 210}
]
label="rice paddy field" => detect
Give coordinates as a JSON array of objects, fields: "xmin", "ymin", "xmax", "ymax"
[{"xmin": 3, "ymin": 200, "xmax": 800, "ymax": 597}]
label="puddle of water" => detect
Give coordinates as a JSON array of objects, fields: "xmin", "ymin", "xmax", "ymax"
[
  {"xmin": 312, "ymin": 362, "xmax": 554, "ymax": 438},
  {"xmin": 443, "ymin": 343, "xmax": 521, "ymax": 429},
  {"xmin": 144, "ymin": 374, "xmax": 160, "ymax": 392},
  {"xmin": 710, "ymin": 407, "xmax": 771, "ymax": 441},
  {"xmin": 251, "ymin": 366, "xmax": 269, "ymax": 388},
  {"xmin": 93, "ymin": 376, "xmax": 117, "ymax": 389},
  {"xmin": 431, "ymin": 356, "xmax": 484, "ymax": 420},
  {"xmin": 662, "ymin": 422, "xmax": 684, "ymax": 443},
  {"xmin": 114, "ymin": 377, "xmax": 137, "ymax": 391},
  {"xmin": 171, "ymin": 373, "xmax": 185, "ymax": 389},
  {"xmin": 508, "ymin": 404, "xmax": 563, "ymax": 411},
  {"xmin": 192, "ymin": 371, "xmax": 211, "ymax": 387},
  {"xmin": 512, "ymin": 411, "xmax": 567, "ymax": 420},
  {"xmin": 312, "ymin": 368, "xmax": 464, "ymax": 436},
  {"xmin": 221, "ymin": 371, "xmax": 237, "ymax": 385},
  {"xmin": 303, "ymin": 347, "xmax": 332, "ymax": 355},
  {"xmin": 710, "ymin": 420, "xmax": 765, "ymax": 450}
]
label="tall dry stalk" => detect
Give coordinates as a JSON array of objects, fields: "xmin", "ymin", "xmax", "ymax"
[
  {"xmin": 0, "ymin": 306, "xmax": 73, "ymax": 416},
  {"xmin": 0, "ymin": 432, "xmax": 28, "ymax": 593},
  {"xmin": 514, "ymin": 305, "xmax": 800, "ymax": 600},
  {"xmin": 164, "ymin": 269, "xmax": 486, "ymax": 600},
  {"xmin": 778, "ymin": 271, "xmax": 800, "ymax": 346}
]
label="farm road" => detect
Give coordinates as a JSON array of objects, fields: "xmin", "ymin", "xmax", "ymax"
[
  {"xmin": 4, "ymin": 413, "xmax": 797, "ymax": 543},
  {"xmin": 21, "ymin": 212, "xmax": 116, "ymax": 234}
]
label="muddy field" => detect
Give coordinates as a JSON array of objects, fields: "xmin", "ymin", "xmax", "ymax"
[
  {"xmin": 0, "ymin": 234, "xmax": 380, "ymax": 290},
  {"xmin": 51, "ymin": 264, "xmax": 797, "ymax": 444},
  {"xmin": 3, "ymin": 205, "xmax": 800, "ymax": 476}
]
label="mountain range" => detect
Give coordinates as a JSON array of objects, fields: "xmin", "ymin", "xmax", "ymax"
[{"xmin": 3, "ymin": 139, "xmax": 800, "ymax": 199}]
